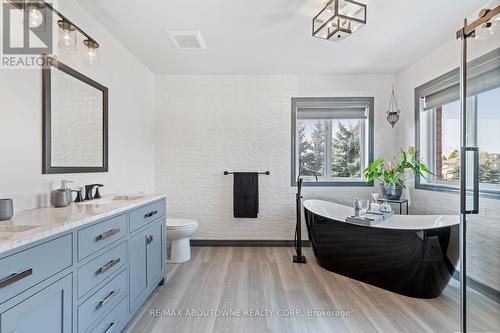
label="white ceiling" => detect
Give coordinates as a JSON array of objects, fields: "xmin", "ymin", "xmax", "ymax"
[{"xmin": 78, "ymin": 0, "xmax": 486, "ymax": 75}]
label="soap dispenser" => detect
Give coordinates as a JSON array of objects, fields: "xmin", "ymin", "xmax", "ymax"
[{"xmin": 50, "ymin": 180, "xmax": 73, "ymax": 208}]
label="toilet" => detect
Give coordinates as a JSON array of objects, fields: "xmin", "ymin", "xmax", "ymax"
[{"xmin": 166, "ymin": 218, "xmax": 198, "ymax": 263}]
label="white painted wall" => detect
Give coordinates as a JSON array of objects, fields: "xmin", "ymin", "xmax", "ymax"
[
  {"xmin": 395, "ymin": 30, "xmax": 500, "ymax": 290},
  {"xmin": 155, "ymin": 75, "xmax": 397, "ymax": 240},
  {"xmin": 0, "ymin": 0, "xmax": 156, "ymax": 212}
]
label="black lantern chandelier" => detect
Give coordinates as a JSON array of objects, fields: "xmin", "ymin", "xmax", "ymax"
[
  {"xmin": 313, "ymin": 0, "xmax": 367, "ymax": 41},
  {"xmin": 386, "ymin": 85, "xmax": 401, "ymax": 128}
]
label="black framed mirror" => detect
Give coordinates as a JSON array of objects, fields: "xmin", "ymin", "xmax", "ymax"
[{"xmin": 42, "ymin": 55, "xmax": 108, "ymax": 174}]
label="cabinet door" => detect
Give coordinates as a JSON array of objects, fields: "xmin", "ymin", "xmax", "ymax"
[
  {"xmin": 129, "ymin": 228, "xmax": 148, "ymax": 312},
  {"xmin": 0, "ymin": 274, "xmax": 72, "ymax": 333},
  {"xmin": 147, "ymin": 218, "xmax": 164, "ymax": 286}
]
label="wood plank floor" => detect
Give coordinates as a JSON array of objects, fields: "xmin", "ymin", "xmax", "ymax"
[{"xmin": 125, "ymin": 247, "xmax": 500, "ymax": 333}]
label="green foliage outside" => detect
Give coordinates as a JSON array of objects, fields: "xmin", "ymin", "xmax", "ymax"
[
  {"xmin": 449, "ymin": 152, "xmax": 500, "ymax": 184},
  {"xmin": 298, "ymin": 120, "xmax": 361, "ymax": 178}
]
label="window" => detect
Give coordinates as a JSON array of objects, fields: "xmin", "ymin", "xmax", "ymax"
[
  {"xmin": 415, "ymin": 48, "xmax": 500, "ymax": 198},
  {"xmin": 291, "ymin": 97, "xmax": 374, "ymax": 186}
]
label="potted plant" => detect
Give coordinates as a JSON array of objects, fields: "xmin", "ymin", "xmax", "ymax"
[{"xmin": 364, "ymin": 146, "xmax": 433, "ymax": 200}]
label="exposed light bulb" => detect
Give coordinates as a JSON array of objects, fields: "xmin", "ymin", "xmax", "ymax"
[
  {"xmin": 28, "ymin": 6, "xmax": 43, "ymax": 28},
  {"xmin": 83, "ymin": 39, "xmax": 99, "ymax": 65},
  {"xmin": 57, "ymin": 20, "xmax": 77, "ymax": 50},
  {"xmin": 88, "ymin": 48, "xmax": 97, "ymax": 58}
]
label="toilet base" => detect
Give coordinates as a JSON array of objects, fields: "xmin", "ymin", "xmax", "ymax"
[{"xmin": 167, "ymin": 238, "xmax": 191, "ymax": 263}]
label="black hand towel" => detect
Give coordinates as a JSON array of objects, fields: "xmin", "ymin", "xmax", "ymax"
[{"xmin": 233, "ymin": 172, "xmax": 259, "ymax": 218}]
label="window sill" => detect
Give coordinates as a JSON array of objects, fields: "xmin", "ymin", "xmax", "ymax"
[
  {"xmin": 415, "ymin": 183, "xmax": 500, "ymax": 200},
  {"xmin": 292, "ymin": 181, "xmax": 373, "ymax": 187}
]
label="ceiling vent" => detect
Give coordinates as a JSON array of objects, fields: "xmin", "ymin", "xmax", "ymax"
[{"xmin": 165, "ymin": 30, "xmax": 207, "ymax": 49}]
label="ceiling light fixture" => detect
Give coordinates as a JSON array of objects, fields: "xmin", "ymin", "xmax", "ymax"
[{"xmin": 313, "ymin": 0, "xmax": 367, "ymax": 42}]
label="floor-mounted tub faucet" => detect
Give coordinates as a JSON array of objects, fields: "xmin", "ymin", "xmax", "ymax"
[{"xmin": 293, "ymin": 170, "xmax": 319, "ymax": 264}]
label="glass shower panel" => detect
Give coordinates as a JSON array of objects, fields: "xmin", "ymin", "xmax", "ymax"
[{"xmin": 459, "ymin": 5, "xmax": 500, "ymax": 332}]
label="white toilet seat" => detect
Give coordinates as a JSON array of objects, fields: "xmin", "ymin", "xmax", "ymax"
[{"xmin": 166, "ymin": 218, "xmax": 198, "ymax": 230}]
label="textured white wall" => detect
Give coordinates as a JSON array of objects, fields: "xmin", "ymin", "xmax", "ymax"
[
  {"xmin": 155, "ymin": 75, "xmax": 396, "ymax": 240},
  {"xmin": 395, "ymin": 33, "xmax": 500, "ymax": 290},
  {"xmin": 0, "ymin": 0, "xmax": 156, "ymax": 212}
]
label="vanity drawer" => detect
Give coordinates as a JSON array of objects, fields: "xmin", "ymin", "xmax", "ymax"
[
  {"xmin": 0, "ymin": 234, "xmax": 72, "ymax": 302},
  {"xmin": 78, "ymin": 242, "xmax": 127, "ymax": 298},
  {"xmin": 78, "ymin": 214, "xmax": 127, "ymax": 260},
  {"xmin": 78, "ymin": 269, "xmax": 127, "ymax": 333},
  {"xmin": 90, "ymin": 296, "xmax": 128, "ymax": 333},
  {"xmin": 129, "ymin": 200, "xmax": 165, "ymax": 232}
]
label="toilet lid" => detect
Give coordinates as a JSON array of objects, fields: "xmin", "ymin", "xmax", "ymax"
[{"xmin": 166, "ymin": 218, "xmax": 198, "ymax": 230}]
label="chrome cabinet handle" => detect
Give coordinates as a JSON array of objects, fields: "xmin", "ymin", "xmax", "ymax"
[
  {"xmin": 96, "ymin": 228, "xmax": 120, "ymax": 241},
  {"xmin": 144, "ymin": 210, "xmax": 158, "ymax": 219},
  {"xmin": 98, "ymin": 258, "xmax": 121, "ymax": 275},
  {"xmin": 103, "ymin": 321, "xmax": 116, "ymax": 333},
  {"xmin": 97, "ymin": 288, "xmax": 120, "ymax": 309},
  {"xmin": 0, "ymin": 268, "xmax": 33, "ymax": 289}
]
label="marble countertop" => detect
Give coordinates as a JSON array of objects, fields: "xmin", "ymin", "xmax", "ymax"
[
  {"xmin": 303, "ymin": 199, "xmax": 460, "ymax": 230},
  {"xmin": 0, "ymin": 194, "xmax": 166, "ymax": 256}
]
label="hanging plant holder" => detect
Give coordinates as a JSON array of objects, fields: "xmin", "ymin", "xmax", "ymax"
[{"xmin": 386, "ymin": 85, "xmax": 401, "ymax": 128}]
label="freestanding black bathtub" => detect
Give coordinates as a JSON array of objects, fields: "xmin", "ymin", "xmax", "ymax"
[{"xmin": 303, "ymin": 199, "xmax": 459, "ymax": 299}]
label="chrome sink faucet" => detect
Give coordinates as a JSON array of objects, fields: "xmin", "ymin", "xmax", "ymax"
[{"xmin": 84, "ymin": 184, "xmax": 104, "ymax": 201}]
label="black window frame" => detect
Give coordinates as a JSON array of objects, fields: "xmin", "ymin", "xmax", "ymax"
[
  {"xmin": 414, "ymin": 48, "xmax": 500, "ymax": 199},
  {"xmin": 291, "ymin": 97, "xmax": 374, "ymax": 187}
]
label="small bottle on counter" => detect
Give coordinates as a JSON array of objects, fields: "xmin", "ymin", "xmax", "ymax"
[
  {"xmin": 380, "ymin": 201, "xmax": 392, "ymax": 213},
  {"xmin": 353, "ymin": 198, "xmax": 361, "ymax": 217}
]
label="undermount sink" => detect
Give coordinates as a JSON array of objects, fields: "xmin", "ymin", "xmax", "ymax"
[
  {"xmin": 77, "ymin": 199, "xmax": 113, "ymax": 205},
  {"xmin": 77, "ymin": 195, "xmax": 146, "ymax": 205},
  {"xmin": 112, "ymin": 195, "xmax": 146, "ymax": 201},
  {"xmin": 0, "ymin": 225, "xmax": 39, "ymax": 240},
  {"xmin": 0, "ymin": 224, "xmax": 39, "ymax": 233}
]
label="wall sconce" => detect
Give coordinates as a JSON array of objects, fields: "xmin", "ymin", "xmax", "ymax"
[
  {"xmin": 26, "ymin": 2, "xmax": 44, "ymax": 28},
  {"xmin": 9, "ymin": 0, "xmax": 101, "ymax": 64},
  {"xmin": 57, "ymin": 20, "xmax": 76, "ymax": 50},
  {"xmin": 83, "ymin": 39, "xmax": 99, "ymax": 64}
]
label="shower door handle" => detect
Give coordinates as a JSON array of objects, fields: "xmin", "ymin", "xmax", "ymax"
[{"xmin": 460, "ymin": 146, "xmax": 479, "ymax": 215}]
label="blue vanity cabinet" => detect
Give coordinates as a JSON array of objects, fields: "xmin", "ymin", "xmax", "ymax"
[
  {"xmin": 0, "ymin": 274, "xmax": 72, "ymax": 333},
  {"xmin": 129, "ymin": 200, "xmax": 165, "ymax": 233},
  {"xmin": 147, "ymin": 218, "xmax": 165, "ymax": 287},
  {"xmin": 129, "ymin": 227, "xmax": 148, "ymax": 313},
  {"xmin": 0, "ymin": 234, "xmax": 72, "ymax": 302},
  {"xmin": 88, "ymin": 296, "xmax": 129, "ymax": 333},
  {"xmin": 77, "ymin": 213, "xmax": 127, "ymax": 261},
  {"xmin": 129, "ymin": 217, "xmax": 166, "ymax": 314},
  {"xmin": 77, "ymin": 241, "xmax": 127, "ymax": 298},
  {"xmin": 77, "ymin": 268, "xmax": 128, "ymax": 333},
  {"xmin": 0, "ymin": 197, "xmax": 166, "ymax": 333}
]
